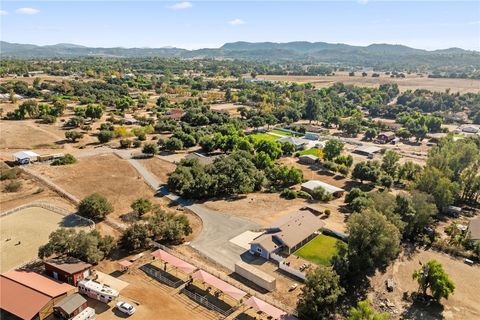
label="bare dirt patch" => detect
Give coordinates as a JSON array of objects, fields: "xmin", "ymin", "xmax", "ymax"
[
  {"xmin": 259, "ymin": 72, "xmax": 480, "ymax": 94},
  {"xmin": 137, "ymin": 156, "xmax": 176, "ymax": 183},
  {"xmin": 0, "ymin": 120, "xmax": 63, "ymax": 150},
  {"xmin": 369, "ymin": 248, "xmax": 480, "ymax": 320}
]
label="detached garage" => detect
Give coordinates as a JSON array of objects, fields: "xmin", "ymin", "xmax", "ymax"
[{"xmin": 301, "ymin": 180, "xmax": 345, "ymax": 198}]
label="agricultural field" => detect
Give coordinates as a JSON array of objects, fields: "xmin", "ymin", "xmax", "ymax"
[
  {"xmin": 0, "ymin": 206, "xmax": 90, "ymax": 272},
  {"xmin": 259, "ymin": 72, "xmax": 480, "ymax": 93},
  {"xmin": 294, "ymin": 234, "xmax": 341, "ymax": 266}
]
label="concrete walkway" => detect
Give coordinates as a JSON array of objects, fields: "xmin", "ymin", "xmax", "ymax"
[{"xmin": 115, "ymin": 151, "xmax": 260, "ymax": 271}]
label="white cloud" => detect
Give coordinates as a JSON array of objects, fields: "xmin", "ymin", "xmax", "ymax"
[
  {"xmin": 0, "ymin": 10, "xmax": 8, "ymax": 16},
  {"xmin": 169, "ymin": 2, "xmax": 192, "ymax": 10},
  {"xmin": 357, "ymin": 0, "xmax": 369, "ymax": 4},
  {"xmin": 16, "ymin": 7, "xmax": 40, "ymax": 15},
  {"xmin": 229, "ymin": 18, "xmax": 245, "ymax": 26}
]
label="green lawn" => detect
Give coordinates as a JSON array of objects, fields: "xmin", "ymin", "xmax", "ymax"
[
  {"xmin": 248, "ymin": 133, "xmax": 279, "ymax": 143},
  {"xmin": 271, "ymin": 129, "xmax": 303, "ymax": 137},
  {"xmin": 294, "ymin": 234, "xmax": 340, "ymax": 266},
  {"xmin": 296, "ymin": 148, "xmax": 323, "ymax": 157}
]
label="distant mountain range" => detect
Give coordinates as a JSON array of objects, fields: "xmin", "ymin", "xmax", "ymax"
[{"xmin": 1, "ymin": 41, "xmax": 479, "ymax": 68}]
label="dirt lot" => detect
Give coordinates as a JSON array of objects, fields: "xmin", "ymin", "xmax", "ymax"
[
  {"xmin": 259, "ymin": 72, "xmax": 480, "ymax": 93},
  {"xmin": 0, "ymin": 206, "xmax": 90, "ymax": 272},
  {"xmin": 28, "ymin": 153, "xmax": 156, "ymax": 218},
  {"xmin": 0, "ymin": 168, "xmax": 75, "ymax": 212},
  {"xmin": 137, "ymin": 156, "xmax": 176, "ymax": 183},
  {"xmin": 0, "ymin": 120, "xmax": 65, "ymax": 150},
  {"xmin": 369, "ymin": 248, "xmax": 480, "ymax": 320}
]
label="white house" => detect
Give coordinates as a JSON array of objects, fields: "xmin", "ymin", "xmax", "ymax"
[
  {"xmin": 301, "ymin": 180, "xmax": 345, "ymax": 198},
  {"xmin": 461, "ymin": 125, "xmax": 479, "ymax": 134},
  {"xmin": 14, "ymin": 151, "xmax": 39, "ymax": 164}
]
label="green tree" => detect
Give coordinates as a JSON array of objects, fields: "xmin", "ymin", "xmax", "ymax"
[
  {"xmin": 323, "ymin": 139, "xmax": 344, "ymax": 161},
  {"xmin": 97, "ymin": 130, "xmax": 115, "ymax": 143},
  {"xmin": 77, "ymin": 193, "xmax": 114, "ymax": 220},
  {"xmin": 65, "ymin": 131, "xmax": 84, "ymax": 143},
  {"xmin": 347, "ymin": 300, "xmax": 389, "ymax": 320},
  {"xmin": 142, "ymin": 143, "xmax": 159, "ymax": 155},
  {"xmin": 413, "ymin": 260, "xmax": 455, "ymax": 302},
  {"xmin": 255, "ymin": 140, "xmax": 282, "ymax": 159},
  {"xmin": 347, "ymin": 208, "xmax": 401, "ymax": 271},
  {"xmin": 381, "ymin": 150, "xmax": 400, "ymax": 177},
  {"xmin": 85, "ymin": 104, "xmax": 104, "ymax": 119},
  {"xmin": 165, "ymin": 137, "xmax": 184, "ymax": 152},
  {"xmin": 121, "ymin": 223, "xmax": 151, "ymax": 251},
  {"xmin": 131, "ymin": 198, "xmax": 153, "ymax": 216},
  {"xmin": 352, "ymin": 161, "xmax": 382, "ymax": 184},
  {"xmin": 297, "ymin": 266, "xmax": 345, "ymax": 320},
  {"xmin": 305, "ymin": 97, "xmax": 321, "ymax": 124}
]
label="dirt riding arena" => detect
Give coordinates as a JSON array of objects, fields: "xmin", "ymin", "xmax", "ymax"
[
  {"xmin": 258, "ymin": 72, "xmax": 480, "ymax": 94},
  {"xmin": 0, "ymin": 205, "xmax": 91, "ymax": 272}
]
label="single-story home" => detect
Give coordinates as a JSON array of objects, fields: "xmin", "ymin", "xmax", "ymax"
[
  {"xmin": 461, "ymin": 125, "xmax": 479, "ymax": 134},
  {"xmin": 14, "ymin": 150, "xmax": 40, "ymax": 164},
  {"xmin": 276, "ymin": 137, "xmax": 309, "ymax": 150},
  {"xmin": 467, "ymin": 218, "xmax": 480, "ymax": 242},
  {"xmin": 53, "ymin": 293, "xmax": 94, "ymax": 320},
  {"xmin": 301, "ymin": 180, "xmax": 345, "ymax": 198},
  {"xmin": 376, "ymin": 131, "xmax": 396, "ymax": 144},
  {"xmin": 298, "ymin": 154, "xmax": 319, "ymax": 164},
  {"xmin": 353, "ymin": 145, "xmax": 382, "ymax": 157},
  {"xmin": 250, "ymin": 211, "xmax": 325, "ymax": 259},
  {"xmin": 44, "ymin": 256, "xmax": 92, "ymax": 286},
  {"xmin": 0, "ymin": 270, "xmax": 76, "ymax": 320},
  {"xmin": 164, "ymin": 108, "xmax": 185, "ymax": 121}
]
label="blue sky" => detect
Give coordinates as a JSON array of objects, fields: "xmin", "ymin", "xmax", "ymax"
[{"xmin": 1, "ymin": 1, "xmax": 479, "ymax": 50}]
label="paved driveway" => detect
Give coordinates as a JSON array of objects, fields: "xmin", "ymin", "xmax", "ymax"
[{"xmin": 116, "ymin": 151, "xmax": 260, "ymax": 271}]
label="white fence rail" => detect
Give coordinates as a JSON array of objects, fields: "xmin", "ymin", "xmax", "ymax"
[{"xmin": 140, "ymin": 264, "xmax": 183, "ymax": 288}]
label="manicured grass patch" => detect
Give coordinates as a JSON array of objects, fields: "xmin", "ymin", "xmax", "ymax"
[
  {"xmin": 294, "ymin": 234, "xmax": 340, "ymax": 266},
  {"xmin": 271, "ymin": 129, "xmax": 303, "ymax": 137},
  {"xmin": 248, "ymin": 133, "xmax": 279, "ymax": 143},
  {"xmin": 296, "ymin": 148, "xmax": 323, "ymax": 157}
]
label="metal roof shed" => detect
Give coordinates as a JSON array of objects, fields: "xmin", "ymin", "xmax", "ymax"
[{"xmin": 301, "ymin": 180, "xmax": 345, "ymax": 198}]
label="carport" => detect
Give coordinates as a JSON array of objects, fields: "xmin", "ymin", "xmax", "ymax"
[
  {"xmin": 243, "ymin": 296, "xmax": 297, "ymax": 320},
  {"xmin": 182, "ymin": 270, "xmax": 247, "ymax": 316}
]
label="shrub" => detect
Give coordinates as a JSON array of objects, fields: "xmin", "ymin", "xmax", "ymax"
[
  {"xmin": 297, "ymin": 190, "xmax": 313, "ymax": 200},
  {"xmin": 97, "ymin": 130, "xmax": 115, "ymax": 143},
  {"xmin": 119, "ymin": 139, "xmax": 133, "ymax": 148},
  {"xmin": 324, "ymin": 209, "xmax": 332, "ymax": 217},
  {"xmin": 41, "ymin": 115, "xmax": 56, "ymax": 124},
  {"xmin": 51, "ymin": 154, "xmax": 77, "ymax": 166},
  {"xmin": 281, "ymin": 188, "xmax": 297, "ymax": 200},
  {"xmin": 142, "ymin": 143, "xmax": 159, "ymax": 155},
  {"xmin": 65, "ymin": 131, "xmax": 84, "ymax": 143},
  {"xmin": 5, "ymin": 180, "xmax": 22, "ymax": 192},
  {"xmin": 337, "ymin": 164, "xmax": 349, "ymax": 176},
  {"xmin": 133, "ymin": 140, "xmax": 142, "ymax": 148},
  {"xmin": 0, "ymin": 168, "xmax": 21, "ymax": 180},
  {"xmin": 323, "ymin": 161, "xmax": 338, "ymax": 172},
  {"xmin": 310, "ymin": 186, "xmax": 333, "ymax": 202}
]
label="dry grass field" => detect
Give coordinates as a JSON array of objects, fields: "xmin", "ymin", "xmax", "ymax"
[
  {"xmin": 369, "ymin": 249, "xmax": 480, "ymax": 320},
  {"xmin": 259, "ymin": 72, "xmax": 480, "ymax": 93},
  {"xmin": 137, "ymin": 156, "xmax": 176, "ymax": 183},
  {"xmin": 28, "ymin": 153, "xmax": 156, "ymax": 218},
  {"xmin": 0, "ymin": 207, "xmax": 90, "ymax": 272},
  {"xmin": 0, "ymin": 120, "xmax": 64, "ymax": 150},
  {"xmin": 0, "ymin": 169, "xmax": 75, "ymax": 212}
]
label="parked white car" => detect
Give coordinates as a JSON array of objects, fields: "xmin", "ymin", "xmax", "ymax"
[{"xmin": 116, "ymin": 301, "xmax": 136, "ymax": 315}]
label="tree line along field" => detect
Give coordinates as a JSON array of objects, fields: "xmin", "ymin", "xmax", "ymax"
[{"xmin": 259, "ymin": 72, "xmax": 480, "ymax": 94}]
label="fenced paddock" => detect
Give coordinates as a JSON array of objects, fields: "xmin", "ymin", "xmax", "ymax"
[
  {"xmin": 140, "ymin": 263, "xmax": 184, "ymax": 288},
  {"xmin": 181, "ymin": 284, "xmax": 237, "ymax": 317},
  {"xmin": 0, "ymin": 202, "xmax": 93, "ymax": 272}
]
